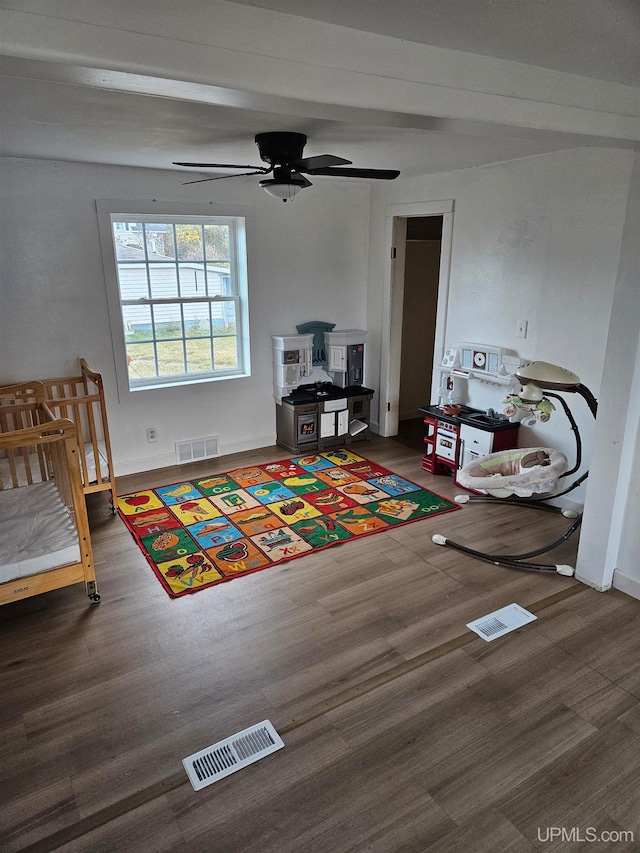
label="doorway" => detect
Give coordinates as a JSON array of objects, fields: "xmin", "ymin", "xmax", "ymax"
[
  {"xmin": 380, "ymin": 199, "xmax": 454, "ymax": 439},
  {"xmin": 393, "ymin": 216, "xmax": 443, "ymax": 450}
]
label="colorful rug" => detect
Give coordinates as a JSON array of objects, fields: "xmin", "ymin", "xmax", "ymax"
[{"xmin": 117, "ymin": 449, "xmax": 459, "ymax": 598}]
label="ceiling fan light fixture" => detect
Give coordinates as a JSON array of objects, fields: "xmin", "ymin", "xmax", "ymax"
[
  {"xmin": 175, "ymin": 131, "xmax": 400, "ymax": 194},
  {"xmin": 259, "ymin": 174, "xmax": 308, "ymax": 202}
]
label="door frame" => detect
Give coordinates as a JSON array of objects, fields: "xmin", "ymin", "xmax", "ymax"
[{"xmin": 379, "ymin": 199, "xmax": 454, "ymax": 437}]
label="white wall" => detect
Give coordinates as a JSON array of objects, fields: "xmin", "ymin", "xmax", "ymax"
[
  {"xmin": 0, "ymin": 158, "xmax": 371, "ymax": 474},
  {"xmin": 577, "ymin": 150, "xmax": 640, "ymax": 591},
  {"xmin": 367, "ymin": 146, "xmax": 634, "ymax": 508}
]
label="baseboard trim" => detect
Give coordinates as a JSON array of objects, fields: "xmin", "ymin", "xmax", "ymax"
[
  {"xmin": 222, "ymin": 434, "xmax": 277, "ymax": 457},
  {"xmin": 114, "ymin": 434, "xmax": 276, "ymax": 477},
  {"xmin": 611, "ymin": 569, "xmax": 640, "ymax": 601},
  {"xmin": 543, "ymin": 496, "xmax": 584, "ymax": 514}
]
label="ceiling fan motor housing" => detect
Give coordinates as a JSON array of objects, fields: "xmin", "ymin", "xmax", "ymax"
[{"xmin": 255, "ymin": 132, "xmax": 307, "ymax": 166}]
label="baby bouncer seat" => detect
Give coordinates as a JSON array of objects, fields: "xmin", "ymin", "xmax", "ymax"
[
  {"xmin": 432, "ymin": 362, "xmax": 598, "ymax": 575},
  {"xmin": 456, "ymin": 446, "xmax": 568, "ymax": 499}
]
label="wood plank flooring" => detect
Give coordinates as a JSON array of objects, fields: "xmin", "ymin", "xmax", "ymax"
[{"xmin": 1, "ymin": 437, "xmax": 639, "ymax": 852}]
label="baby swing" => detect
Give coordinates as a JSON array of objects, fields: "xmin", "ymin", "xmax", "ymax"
[{"xmin": 432, "ymin": 361, "xmax": 598, "ymax": 575}]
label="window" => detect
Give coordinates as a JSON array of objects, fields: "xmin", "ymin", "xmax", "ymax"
[{"xmin": 105, "ymin": 211, "xmax": 249, "ymax": 391}]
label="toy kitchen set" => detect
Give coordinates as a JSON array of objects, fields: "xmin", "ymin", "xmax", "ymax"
[
  {"xmin": 272, "ymin": 326, "xmax": 374, "ymax": 454},
  {"xmin": 419, "ymin": 343, "xmax": 522, "ymax": 487}
]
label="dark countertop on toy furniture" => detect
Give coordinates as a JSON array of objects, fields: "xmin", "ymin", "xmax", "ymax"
[
  {"xmin": 283, "ymin": 384, "xmax": 374, "ymax": 405},
  {"xmin": 419, "ymin": 403, "xmax": 519, "ymax": 432}
]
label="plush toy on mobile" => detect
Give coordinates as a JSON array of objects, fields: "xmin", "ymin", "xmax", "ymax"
[{"xmin": 503, "ymin": 393, "xmax": 556, "ymax": 425}]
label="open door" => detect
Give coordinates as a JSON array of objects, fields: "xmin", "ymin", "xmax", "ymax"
[
  {"xmin": 380, "ymin": 200, "xmax": 454, "ymax": 437},
  {"xmin": 398, "ymin": 216, "xmax": 443, "ymax": 424}
]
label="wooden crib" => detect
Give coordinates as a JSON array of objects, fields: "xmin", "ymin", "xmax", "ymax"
[
  {"xmin": 0, "ymin": 384, "xmax": 99, "ymax": 606},
  {"xmin": 1, "ymin": 360, "xmax": 117, "ymax": 512}
]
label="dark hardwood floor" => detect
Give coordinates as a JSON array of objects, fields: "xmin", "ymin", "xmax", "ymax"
[
  {"xmin": 390, "ymin": 417, "xmax": 426, "ymax": 453},
  {"xmin": 2, "ymin": 437, "xmax": 639, "ymax": 852}
]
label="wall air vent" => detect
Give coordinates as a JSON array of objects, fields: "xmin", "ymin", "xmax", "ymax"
[
  {"xmin": 182, "ymin": 720, "xmax": 284, "ymax": 791},
  {"xmin": 466, "ymin": 603, "xmax": 537, "ymax": 642},
  {"xmin": 175, "ymin": 435, "xmax": 220, "ymax": 465}
]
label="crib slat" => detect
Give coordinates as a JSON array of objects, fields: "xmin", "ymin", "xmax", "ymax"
[
  {"xmin": 71, "ymin": 401, "xmax": 89, "ymax": 484},
  {"xmin": 2, "ymin": 364, "xmax": 117, "ymax": 510},
  {"xmin": 84, "ymin": 394, "xmax": 103, "ymax": 483},
  {"xmin": 0, "ymin": 387, "xmax": 60, "ymax": 490}
]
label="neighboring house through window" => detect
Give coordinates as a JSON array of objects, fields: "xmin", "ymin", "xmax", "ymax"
[{"xmin": 98, "ymin": 203, "xmax": 250, "ymax": 393}]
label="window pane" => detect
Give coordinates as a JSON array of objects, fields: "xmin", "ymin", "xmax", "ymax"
[
  {"xmin": 176, "ymin": 224, "xmax": 204, "ymax": 260},
  {"xmin": 126, "ymin": 342, "xmax": 156, "ymax": 380},
  {"xmin": 145, "ymin": 223, "xmax": 175, "ymax": 259},
  {"xmin": 213, "ymin": 300, "xmax": 236, "ymax": 334},
  {"xmin": 186, "ymin": 339, "xmax": 213, "ymax": 373},
  {"xmin": 149, "ymin": 264, "xmax": 178, "ymax": 299},
  {"xmin": 183, "ymin": 303, "xmax": 211, "ymax": 338},
  {"xmin": 113, "ymin": 221, "xmax": 145, "ymax": 261},
  {"xmin": 206, "ymin": 265, "xmax": 231, "ymax": 297},
  {"xmin": 156, "ymin": 340, "xmax": 186, "ymax": 376},
  {"xmin": 178, "ymin": 262, "xmax": 207, "ymax": 296},
  {"xmin": 204, "ymin": 224, "xmax": 230, "ymax": 262},
  {"xmin": 123, "ymin": 304, "xmax": 153, "ymax": 341},
  {"xmin": 117, "ymin": 264, "xmax": 149, "ymax": 299},
  {"xmin": 220, "ymin": 272, "xmax": 232, "ymax": 295},
  {"xmin": 213, "ymin": 335, "xmax": 238, "ymax": 370},
  {"xmin": 153, "ymin": 303, "xmax": 183, "ymax": 339}
]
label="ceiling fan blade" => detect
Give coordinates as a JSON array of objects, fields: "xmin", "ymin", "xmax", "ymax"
[
  {"xmin": 173, "ymin": 161, "xmax": 267, "ymax": 170},
  {"xmin": 306, "ymin": 167, "xmax": 401, "ymax": 180},
  {"xmin": 291, "ymin": 154, "xmax": 352, "ymax": 172},
  {"xmin": 180, "ymin": 170, "xmax": 269, "ymax": 185}
]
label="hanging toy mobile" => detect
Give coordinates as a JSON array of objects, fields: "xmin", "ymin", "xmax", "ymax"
[{"xmin": 503, "ymin": 393, "xmax": 556, "ymax": 425}]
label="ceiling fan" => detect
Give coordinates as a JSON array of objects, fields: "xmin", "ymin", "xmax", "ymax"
[{"xmin": 173, "ymin": 132, "xmax": 401, "ymax": 201}]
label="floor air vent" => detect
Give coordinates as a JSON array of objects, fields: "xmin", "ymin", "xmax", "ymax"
[
  {"xmin": 466, "ymin": 603, "xmax": 537, "ymax": 642},
  {"xmin": 175, "ymin": 435, "xmax": 219, "ymax": 465},
  {"xmin": 182, "ymin": 720, "xmax": 284, "ymax": 791}
]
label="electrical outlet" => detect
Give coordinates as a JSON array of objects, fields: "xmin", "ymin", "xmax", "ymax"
[
  {"xmin": 516, "ymin": 320, "xmax": 528, "ymax": 339},
  {"xmin": 147, "ymin": 427, "xmax": 158, "ymax": 442}
]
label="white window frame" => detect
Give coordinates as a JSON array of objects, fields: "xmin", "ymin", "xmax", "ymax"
[{"xmin": 97, "ymin": 200, "xmax": 251, "ymax": 395}]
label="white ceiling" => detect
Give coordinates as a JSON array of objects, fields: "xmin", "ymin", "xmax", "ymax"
[
  {"xmin": 0, "ymin": 0, "xmax": 638, "ymax": 181},
  {"xmin": 233, "ymin": 0, "xmax": 640, "ymax": 87}
]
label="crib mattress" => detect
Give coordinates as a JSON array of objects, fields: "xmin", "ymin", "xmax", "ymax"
[
  {"xmin": 0, "ymin": 482, "xmax": 81, "ymax": 583},
  {"xmin": 0, "ymin": 441, "xmax": 109, "ymax": 488}
]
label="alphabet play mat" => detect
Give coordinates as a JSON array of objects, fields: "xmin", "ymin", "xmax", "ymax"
[{"xmin": 117, "ymin": 449, "xmax": 459, "ymax": 597}]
